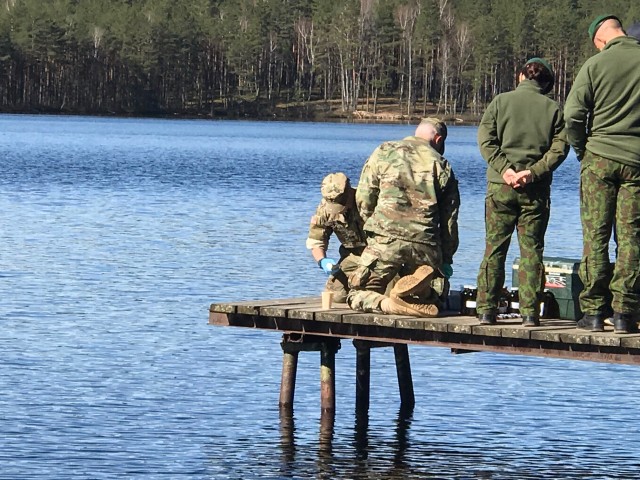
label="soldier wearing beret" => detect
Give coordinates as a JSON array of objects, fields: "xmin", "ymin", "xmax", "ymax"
[
  {"xmin": 564, "ymin": 15, "xmax": 640, "ymax": 333},
  {"xmin": 475, "ymin": 58, "xmax": 569, "ymax": 327}
]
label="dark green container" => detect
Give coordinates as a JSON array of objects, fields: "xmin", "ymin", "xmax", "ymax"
[{"xmin": 512, "ymin": 257, "xmax": 583, "ymax": 320}]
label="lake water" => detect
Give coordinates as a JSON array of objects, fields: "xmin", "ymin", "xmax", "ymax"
[{"xmin": 0, "ymin": 114, "xmax": 638, "ymax": 479}]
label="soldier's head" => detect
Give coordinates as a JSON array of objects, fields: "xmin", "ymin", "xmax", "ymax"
[
  {"xmin": 520, "ymin": 58, "xmax": 554, "ymax": 94},
  {"xmin": 589, "ymin": 14, "xmax": 624, "ymax": 51},
  {"xmin": 321, "ymin": 172, "xmax": 352, "ymax": 214},
  {"xmin": 416, "ymin": 117, "xmax": 447, "ymax": 155}
]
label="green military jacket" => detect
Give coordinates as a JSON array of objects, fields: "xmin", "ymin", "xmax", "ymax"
[
  {"xmin": 478, "ymin": 79, "xmax": 568, "ymax": 185},
  {"xmin": 356, "ymin": 136, "xmax": 460, "ymax": 264},
  {"xmin": 306, "ymin": 187, "xmax": 367, "ymax": 252},
  {"xmin": 564, "ymin": 36, "xmax": 640, "ymax": 166}
]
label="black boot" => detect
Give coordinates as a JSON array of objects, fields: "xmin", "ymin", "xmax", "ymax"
[
  {"xmin": 478, "ymin": 313, "xmax": 497, "ymax": 325},
  {"xmin": 613, "ymin": 313, "xmax": 639, "ymax": 334},
  {"xmin": 576, "ymin": 314, "xmax": 604, "ymax": 332},
  {"xmin": 522, "ymin": 315, "xmax": 540, "ymax": 327}
]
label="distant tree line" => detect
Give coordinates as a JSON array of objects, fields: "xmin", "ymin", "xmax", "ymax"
[{"xmin": 0, "ymin": 0, "xmax": 638, "ymax": 118}]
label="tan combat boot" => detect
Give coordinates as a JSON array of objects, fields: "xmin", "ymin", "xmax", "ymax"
[
  {"xmin": 404, "ymin": 298, "xmax": 439, "ymax": 317},
  {"xmin": 379, "ymin": 296, "xmax": 439, "ymax": 317},
  {"xmin": 390, "ymin": 265, "xmax": 435, "ymax": 298}
]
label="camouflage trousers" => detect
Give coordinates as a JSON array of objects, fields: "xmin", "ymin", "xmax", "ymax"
[
  {"xmin": 324, "ymin": 250, "xmax": 362, "ymax": 303},
  {"xmin": 476, "ymin": 182, "xmax": 550, "ymax": 316},
  {"xmin": 346, "ymin": 235, "xmax": 442, "ymax": 312},
  {"xmin": 579, "ymin": 152, "xmax": 640, "ymax": 315}
]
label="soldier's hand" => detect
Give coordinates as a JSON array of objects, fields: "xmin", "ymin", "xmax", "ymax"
[
  {"xmin": 502, "ymin": 168, "xmax": 518, "ymax": 186},
  {"xmin": 318, "ymin": 258, "xmax": 339, "ymax": 275},
  {"xmin": 513, "ymin": 170, "xmax": 533, "ymax": 188}
]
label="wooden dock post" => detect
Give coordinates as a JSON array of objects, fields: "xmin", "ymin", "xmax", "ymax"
[
  {"xmin": 353, "ymin": 340, "xmax": 415, "ymax": 411},
  {"xmin": 320, "ymin": 339, "xmax": 341, "ymax": 413},
  {"xmin": 279, "ymin": 342, "xmax": 299, "ymax": 408},
  {"xmin": 393, "ymin": 344, "xmax": 415, "ymax": 409},
  {"xmin": 280, "ymin": 333, "xmax": 341, "ymax": 412},
  {"xmin": 353, "ymin": 340, "xmax": 371, "ymax": 413}
]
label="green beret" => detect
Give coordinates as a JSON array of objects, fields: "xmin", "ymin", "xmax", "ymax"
[
  {"xmin": 588, "ymin": 14, "xmax": 622, "ymax": 41},
  {"xmin": 525, "ymin": 57, "xmax": 554, "ymax": 78}
]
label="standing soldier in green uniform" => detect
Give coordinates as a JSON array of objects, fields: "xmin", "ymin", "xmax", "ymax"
[
  {"xmin": 564, "ymin": 15, "xmax": 640, "ymax": 333},
  {"xmin": 475, "ymin": 58, "xmax": 569, "ymax": 327},
  {"xmin": 307, "ymin": 172, "xmax": 367, "ymax": 303},
  {"xmin": 347, "ymin": 118, "xmax": 460, "ymax": 317}
]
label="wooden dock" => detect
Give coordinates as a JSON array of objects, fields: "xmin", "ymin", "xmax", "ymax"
[{"xmin": 209, "ymin": 296, "xmax": 640, "ymax": 412}]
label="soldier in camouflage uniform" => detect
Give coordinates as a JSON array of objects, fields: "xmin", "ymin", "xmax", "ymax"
[
  {"xmin": 347, "ymin": 118, "xmax": 460, "ymax": 317},
  {"xmin": 307, "ymin": 172, "xmax": 367, "ymax": 302},
  {"xmin": 476, "ymin": 58, "xmax": 568, "ymax": 327},
  {"xmin": 564, "ymin": 15, "xmax": 640, "ymax": 333}
]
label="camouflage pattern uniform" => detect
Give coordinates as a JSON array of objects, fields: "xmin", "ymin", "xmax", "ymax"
[
  {"xmin": 564, "ymin": 35, "xmax": 640, "ymax": 316},
  {"xmin": 476, "ymin": 77, "xmax": 568, "ymax": 317},
  {"xmin": 307, "ymin": 173, "xmax": 366, "ymax": 302},
  {"xmin": 347, "ymin": 135, "xmax": 460, "ymax": 312}
]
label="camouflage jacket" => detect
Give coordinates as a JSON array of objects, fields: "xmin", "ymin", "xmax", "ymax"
[
  {"xmin": 306, "ymin": 188, "xmax": 367, "ymax": 252},
  {"xmin": 356, "ymin": 136, "xmax": 460, "ymax": 264}
]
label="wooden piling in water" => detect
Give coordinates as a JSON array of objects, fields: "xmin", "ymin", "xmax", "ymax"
[
  {"xmin": 279, "ymin": 333, "xmax": 341, "ymax": 412},
  {"xmin": 353, "ymin": 340, "xmax": 371, "ymax": 412},
  {"xmin": 279, "ymin": 343, "xmax": 299, "ymax": 408},
  {"xmin": 320, "ymin": 340, "xmax": 340, "ymax": 413},
  {"xmin": 393, "ymin": 344, "xmax": 415, "ymax": 409}
]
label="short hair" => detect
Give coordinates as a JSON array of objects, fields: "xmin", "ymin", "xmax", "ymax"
[
  {"xmin": 420, "ymin": 117, "xmax": 447, "ymax": 140},
  {"xmin": 521, "ymin": 61, "xmax": 554, "ymax": 94}
]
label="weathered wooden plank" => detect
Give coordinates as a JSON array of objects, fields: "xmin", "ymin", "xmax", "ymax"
[
  {"xmin": 525, "ymin": 320, "xmax": 583, "ymax": 342},
  {"xmin": 315, "ymin": 309, "xmax": 351, "ymax": 323},
  {"xmin": 396, "ymin": 317, "xmax": 428, "ymax": 330},
  {"xmin": 261, "ymin": 300, "xmax": 320, "ymax": 318},
  {"xmin": 500, "ymin": 325, "xmax": 532, "ymax": 340},
  {"xmin": 590, "ymin": 333, "xmax": 622, "ymax": 347},
  {"xmin": 287, "ymin": 306, "xmax": 319, "ymax": 320},
  {"xmin": 209, "ymin": 303, "xmax": 236, "ymax": 314},
  {"xmin": 472, "ymin": 322, "xmax": 514, "ymax": 337},
  {"xmin": 620, "ymin": 335, "xmax": 640, "ymax": 349},
  {"xmin": 343, "ymin": 312, "xmax": 396, "ymax": 328},
  {"xmin": 421, "ymin": 318, "xmax": 451, "ymax": 332},
  {"xmin": 447, "ymin": 317, "xmax": 477, "ymax": 334},
  {"xmin": 228, "ymin": 297, "xmax": 317, "ymax": 315},
  {"xmin": 559, "ymin": 331, "xmax": 592, "ymax": 345}
]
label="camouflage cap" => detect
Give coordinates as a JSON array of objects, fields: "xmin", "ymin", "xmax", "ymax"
[
  {"xmin": 321, "ymin": 172, "xmax": 349, "ymax": 214},
  {"xmin": 588, "ymin": 14, "xmax": 621, "ymax": 41},
  {"xmin": 420, "ymin": 117, "xmax": 447, "ymax": 140}
]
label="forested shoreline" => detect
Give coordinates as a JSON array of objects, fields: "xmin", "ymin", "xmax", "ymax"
[{"xmin": 0, "ymin": 0, "xmax": 638, "ymax": 120}]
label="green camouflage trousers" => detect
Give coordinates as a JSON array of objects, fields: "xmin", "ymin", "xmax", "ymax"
[
  {"xmin": 579, "ymin": 152, "xmax": 640, "ymax": 315},
  {"xmin": 476, "ymin": 182, "xmax": 550, "ymax": 316},
  {"xmin": 347, "ymin": 235, "xmax": 442, "ymax": 312}
]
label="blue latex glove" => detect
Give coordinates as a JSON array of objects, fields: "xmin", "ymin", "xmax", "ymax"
[
  {"xmin": 318, "ymin": 258, "xmax": 339, "ymax": 275},
  {"xmin": 441, "ymin": 263, "xmax": 453, "ymax": 279}
]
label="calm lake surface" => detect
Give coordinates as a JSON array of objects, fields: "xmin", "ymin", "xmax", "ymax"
[{"xmin": 0, "ymin": 114, "xmax": 638, "ymax": 479}]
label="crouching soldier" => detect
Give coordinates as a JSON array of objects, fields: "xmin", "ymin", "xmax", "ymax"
[{"xmin": 306, "ymin": 172, "xmax": 367, "ymax": 303}]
